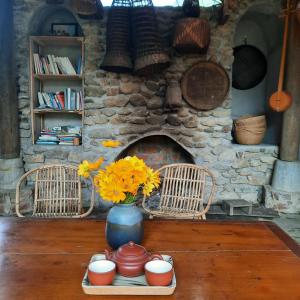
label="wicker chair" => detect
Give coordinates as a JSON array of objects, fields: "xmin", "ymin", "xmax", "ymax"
[
  {"xmin": 16, "ymin": 164, "xmax": 95, "ymax": 218},
  {"xmin": 142, "ymin": 163, "xmax": 216, "ymax": 220}
]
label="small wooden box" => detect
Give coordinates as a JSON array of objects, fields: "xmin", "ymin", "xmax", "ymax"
[{"xmin": 82, "ymin": 254, "xmax": 176, "ymax": 296}]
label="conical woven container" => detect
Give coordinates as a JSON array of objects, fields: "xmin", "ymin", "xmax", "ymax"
[
  {"xmin": 101, "ymin": 0, "xmax": 133, "ymax": 73},
  {"xmin": 131, "ymin": 1, "xmax": 170, "ymax": 76}
]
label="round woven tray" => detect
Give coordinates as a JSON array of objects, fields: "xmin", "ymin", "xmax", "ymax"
[{"xmin": 181, "ymin": 61, "xmax": 229, "ymax": 110}]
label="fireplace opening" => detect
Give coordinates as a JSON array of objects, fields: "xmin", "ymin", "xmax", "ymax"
[{"xmin": 116, "ymin": 135, "xmax": 194, "ymax": 170}]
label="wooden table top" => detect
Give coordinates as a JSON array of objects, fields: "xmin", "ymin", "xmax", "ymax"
[{"xmin": 1, "ymin": 218, "xmax": 300, "ymax": 300}]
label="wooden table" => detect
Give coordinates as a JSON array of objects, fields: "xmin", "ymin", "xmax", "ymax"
[{"xmin": 1, "ymin": 218, "xmax": 300, "ymax": 300}]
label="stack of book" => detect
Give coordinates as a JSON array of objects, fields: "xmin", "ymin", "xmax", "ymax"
[
  {"xmin": 36, "ymin": 129, "xmax": 59, "ymax": 145},
  {"xmin": 33, "ymin": 53, "xmax": 82, "ymax": 75},
  {"xmin": 37, "ymin": 90, "xmax": 83, "ymax": 110},
  {"xmin": 36, "ymin": 126, "xmax": 82, "ymax": 146}
]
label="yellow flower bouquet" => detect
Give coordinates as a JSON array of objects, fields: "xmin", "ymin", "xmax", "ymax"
[{"xmin": 78, "ymin": 141, "xmax": 160, "ymax": 204}]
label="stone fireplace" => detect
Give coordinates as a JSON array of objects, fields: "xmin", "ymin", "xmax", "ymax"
[{"xmin": 116, "ymin": 134, "xmax": 194, "ymax": 170}]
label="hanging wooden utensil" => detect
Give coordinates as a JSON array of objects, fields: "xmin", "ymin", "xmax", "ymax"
[{"xmin": 269, "ymin": 0, "xmax": 292, "ymax": 112}]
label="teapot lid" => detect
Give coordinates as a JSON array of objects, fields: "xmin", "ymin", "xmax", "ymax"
[{"xmin": 114, "ymin": 241, "xmax": 149, "ymax": 262}]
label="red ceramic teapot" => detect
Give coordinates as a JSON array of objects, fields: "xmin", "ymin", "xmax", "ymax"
[{"xmin": 105, "ymin": 241, "xmax": 163, "ymax": 277}]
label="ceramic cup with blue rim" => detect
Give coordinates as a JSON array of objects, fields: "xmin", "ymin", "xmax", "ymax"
[{"xmin": 105, "ymin": 203, "xmax": 144, "ymax": 250}]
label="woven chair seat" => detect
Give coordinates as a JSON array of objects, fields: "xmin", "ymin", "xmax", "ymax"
[
  {"xmin": 142, "ymin": 163, "xmax": 216, "ymax": 220},
  {"xmin": 16, "ymin": 164, "xmax": 94, "ymax": 218}
]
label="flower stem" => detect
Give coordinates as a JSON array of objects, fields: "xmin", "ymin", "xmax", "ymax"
[{"xmin": 122, "ymin": 193, "xmax": 136, "ymax": 204}]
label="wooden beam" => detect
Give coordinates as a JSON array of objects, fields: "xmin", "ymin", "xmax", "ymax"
[
  {"xmin": 0, "ymin": 0, "xmax": 20, "ymax": 159},
  {"xmin": 280, "ymin": 3, "xmax": 300, "ymax": 161}
]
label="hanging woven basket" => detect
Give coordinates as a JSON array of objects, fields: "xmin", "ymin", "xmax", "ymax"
[
  {"xmin": 131, "ymin": 0, "xmax": 170, "ymax": 76},
  {"xmin": 71, "ymin": 0, "xmax": 103, "ymax": 19},
  {"xmin": 101, "ymin": 0, "xmax": 133, "ymax": 73},
  {"xmin": 173, "ymin": 18, "xmax": 210, "ymax": 54}
]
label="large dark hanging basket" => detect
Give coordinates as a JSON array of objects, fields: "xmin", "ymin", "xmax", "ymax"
[
  {"xmin": 131, "ymin": 1, "xmax": 170, "ymax": 76},
  {"xmin": 232, "ymin": 45, "xmax": 267, "ymax": 90},
  {"xmin": 101, "ymin": 0, "xmax": 133, "ymax": 73},
  {"xmin": 173, "ymin": 18, "xmax": 210, "ymax": 54},
  {"xmin": 71, "ymin": 0, "xmax": 103, "ymax": 19}
]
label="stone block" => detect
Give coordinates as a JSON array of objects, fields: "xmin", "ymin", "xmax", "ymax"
[
  {"xmin": 88, "ymin": 128, "xmax": 114, "ymax": 139},
  {"xmin": 145, "ymin": 80, "xmax": 160, "ymax": 91},
  {"xmin": 263, "ymin": 185, "xmax": 300, "ymax": 213},
  {"xmin": 120, "ymin": 82, "xmax": 140, "ymax": 94},
  {"xmin": 129, "ymin": 94, "xmax": 146, "ymax": 106},
  {"xmin": 146, "ymin": 96, "xmax": 164, "ymax": 109},
  {"xmin": 104, "ymin": 95, "xmax": 129, "ymax": 107},
  {"xmin": 167, "ymin": 115, "xmax": 181, "ymax": 126},
  {"xmin": 85, "ymin": 85, "xmax": 105, "ymax": 97},
  {"xmin": 25, "ymin": 154, "xmax": 44, "ymax": 163},
  {"xmin": 219, "ymin": 149, "xmax": 236, "ymax": 161},
  {"xmin": 146, "ymin": 115, "xmax": 166, "ymax": 125},
  {"xmin": 183, "ymin": 116, "xmax": 198, "ymax": 128},
  {"xmin": 102, "ymin": 108, "xmax": 117, "ymax": 117},
  {"xmin": 68, "ymin": 152, "xmax": 82, "ymax": 163}
]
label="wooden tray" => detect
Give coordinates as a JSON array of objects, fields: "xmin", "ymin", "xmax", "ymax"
[{"xmin": 82, "ymin": 254, "xmax": 176, "ymax": 295}]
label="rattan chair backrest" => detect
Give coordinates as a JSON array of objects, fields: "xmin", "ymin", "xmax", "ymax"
[
  {"xmin": 16, "ymin": 164, "xmax": 94, "ymax": 218},
  {"xmin": 142, "ymin": 163, "xmax": 216, "ymax": 219}
]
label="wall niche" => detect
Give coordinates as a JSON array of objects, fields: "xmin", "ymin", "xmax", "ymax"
[{"xmin": 232, "ymin": 4, "xmax": 283, "ymax": 145}]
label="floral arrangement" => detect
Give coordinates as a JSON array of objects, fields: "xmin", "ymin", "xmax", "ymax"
[{"xmin": 78, "ymin": 140, "xmax": 160, "ymax": 204}]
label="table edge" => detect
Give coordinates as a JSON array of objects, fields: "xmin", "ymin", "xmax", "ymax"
[{"xmin": 263, "ymin": 221, "xmax": 300, "ymax": 257}]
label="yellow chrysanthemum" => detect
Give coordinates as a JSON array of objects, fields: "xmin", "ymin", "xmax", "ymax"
[
  {"xmin": 78, "ymin": 160, "xmax": 90, "ymax": 178},
  {"xmin": 102, "ymin": 140, "xmax": 121, "ymax": 148},
  {"xmin": 84, "ymin": 156, "xmax": 160, "ymax": 204},
  {"xmin": 143, "ymin": 169, "xmax": 160, "ymax": 196},
  {"xmin": 88, "ymin": 157, "xmax": 104, "ymax": 171}
]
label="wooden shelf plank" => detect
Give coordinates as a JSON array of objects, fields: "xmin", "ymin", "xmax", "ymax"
[
  {"xmin": 33, "ymin": 109, "xmax": 83, "ymax": 115},
  {"xmin": 34, "ymin": 74, "xmax": 82, "ymax": 81},
  {"xmin": 30, "ymin": 36, "xmax": 84, "ymax": 47}
]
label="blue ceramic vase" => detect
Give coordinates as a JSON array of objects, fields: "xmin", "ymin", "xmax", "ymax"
[{"xmin": 105, "ymin": 203, "xmax": 144, "ymax": 250}]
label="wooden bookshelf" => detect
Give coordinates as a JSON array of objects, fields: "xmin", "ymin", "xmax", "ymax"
[
  {"xmin": 33, "ymin": 74, "xmax": 83, "ymax": 81},
  {"xmin": 33, "ymin": 109, "xmax": 83, "ymax": 115},
  {"xmin": 30, "ymin": 36, "xmax": 84, "ymax": 145}
]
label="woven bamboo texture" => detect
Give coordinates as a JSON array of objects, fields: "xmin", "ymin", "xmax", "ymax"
[
  {"xmin": 181, "ymin": 61, "xmax": 229, "ymax": 110},
  {"xmin": 142, "ymin": 164, "xmax": 216, "ymax": 219},
  {"xmin": 173, "ymin": 18, "xmax": 210, "ymax": 54},
  {"xmin": 71, "ymin": 0, "xmax": 103, "ymax": 18},
  {"xmin": 15, "ymin": 165, "xmax": 94, "ymax": 218},
  {"xmin": 101, "ymin": 0, "xmax": 132, "ymax": 72}
]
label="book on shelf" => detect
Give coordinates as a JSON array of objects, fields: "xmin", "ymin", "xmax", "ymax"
[
  {"xmin": 33, "ymin": 53, "xmax": 81, "ymax": 75},
  {"xmin": 36, "ymin": 126, "xmax": 82, "ymax": 145},
  {"xmin": 37, "ymin": 90, "xmax": 83, "ymax": 111}
]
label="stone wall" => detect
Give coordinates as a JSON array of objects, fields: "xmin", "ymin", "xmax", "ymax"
[{"xmin": 7, "ymin": 0, "xmax": 281, "ymax": 215}]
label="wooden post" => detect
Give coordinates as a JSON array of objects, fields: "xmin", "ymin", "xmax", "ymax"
[
  {"xmin": 0, "ymin": 0, "xmax": 20, "ymax": 159},
  {"xmin": 280, "ymin": 2, "xmax": 300, "ymax": 161}
]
